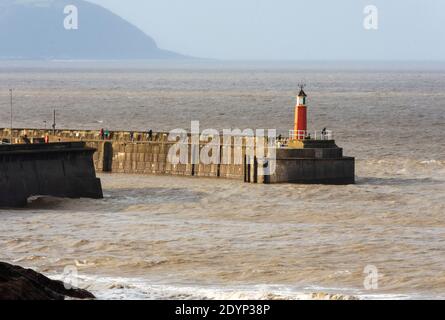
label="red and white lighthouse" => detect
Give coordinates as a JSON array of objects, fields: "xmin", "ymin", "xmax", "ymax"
[{"xmin": 294, "ymin": 86, "xmax": 307, "ymax": 140}]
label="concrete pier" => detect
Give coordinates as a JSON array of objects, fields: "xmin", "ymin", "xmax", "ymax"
[
  {"xmin": 0, "ymin": 128, "xmax": 355, "ymax": 185},
  {"xmin": 244, "ymin": 140, "xmax": 355, "ymax": 185},
  {"xmin": 0, "ymin": 142, "xmax": 103, "ymax": 208},
  {"xmin": 269, "ymin": 142, "xmax": 354, "ymax": 184}
]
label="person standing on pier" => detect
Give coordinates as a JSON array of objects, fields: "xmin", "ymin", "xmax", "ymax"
[
  {"xmin": 147, "ymin": 130, "xmax": 153, "ymax": 141},
  {"xmin": 321, "ymin": 128, "xmax": 327, "ymax": 140},
  {"xmin": 22, "ymin": 135, "xmax": 31, "ymax": 144}
]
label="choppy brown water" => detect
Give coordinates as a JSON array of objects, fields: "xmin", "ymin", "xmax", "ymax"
[{"xmin": 0, "ymin": 62, "xmax": 444, "ymax": 299}]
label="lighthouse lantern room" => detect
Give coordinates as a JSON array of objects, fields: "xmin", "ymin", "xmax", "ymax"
[{"xmin": 297, "ymin": 88, "xmax": 307, "ymax": 106}]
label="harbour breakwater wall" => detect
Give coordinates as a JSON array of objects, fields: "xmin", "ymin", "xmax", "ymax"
[
  {"xmin": 0, "ymin": 128, "xmax": 355, "ymax": 184},
  {"xmin": 0, "ymin": 128, "xmax": 248, "ymax": 180},
  {"xmin": 89, "ymin": 140, "xmax": 247, "ymax": 180},
  {"xmin": 0, "ymin": 142, "xmax": 103, "ymax": 207}
]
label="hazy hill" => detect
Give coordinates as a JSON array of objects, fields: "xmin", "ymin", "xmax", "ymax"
[{"xmin": 0, "ymin": 0, "xmax": 184, "ymax": 59}]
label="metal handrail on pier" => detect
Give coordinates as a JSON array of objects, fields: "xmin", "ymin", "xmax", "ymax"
[{"xmin": 288, "ymin": 130, "xmax": 334, "ymax": 141}]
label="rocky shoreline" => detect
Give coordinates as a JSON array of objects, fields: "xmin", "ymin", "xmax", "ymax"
[{"xmin": 0, "ymin": 262, "xmax": 95, "ymax": 300}]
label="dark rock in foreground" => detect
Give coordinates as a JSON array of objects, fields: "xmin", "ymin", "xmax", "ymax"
[{"xmin": 0, "ymin": 262, "xmax": 95, "ymax": 300}]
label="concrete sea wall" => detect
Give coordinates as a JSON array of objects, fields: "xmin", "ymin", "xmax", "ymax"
[
  {"xmin": 0, "ymin": 128, "xmax": 355, "ymax": 185},
  {"xmin": 0, "ymin": 128, "xmax": 247, "ymax": 180},
  {"xmin": 0, "ymin": 142, "xmax": 103, "ymax": 207},
  {"xmin": 87, "ymin": 141, "xmax": 246, "ymax": 180}
]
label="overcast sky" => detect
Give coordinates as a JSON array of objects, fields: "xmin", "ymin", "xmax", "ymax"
[{"xmin": 88, "ymin": 0, "xmax": 445, "ymax": 60}]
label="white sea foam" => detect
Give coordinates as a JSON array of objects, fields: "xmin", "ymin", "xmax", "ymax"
[
  {"xmin": 50, "ymin": 272, "xmax": 427, "ymax": 301},
  {"xmin": 51, "ymin": 274, "xmax": 365, "ymax": 300}
]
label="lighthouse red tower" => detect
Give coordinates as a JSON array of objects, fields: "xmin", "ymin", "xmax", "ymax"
[{"xmin": 294, "ymin": 86, "xmax": 307, "ymax": 140}]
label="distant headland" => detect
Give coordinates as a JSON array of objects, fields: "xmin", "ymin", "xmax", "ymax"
[{"xmin": 0, "ymin": 0, "xmax": 186, "ymax": 60}]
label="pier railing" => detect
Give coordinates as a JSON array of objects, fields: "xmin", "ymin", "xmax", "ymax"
[{"xmin": 288, "ymin": 130, "xmax": 334, "ymax": 141}]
